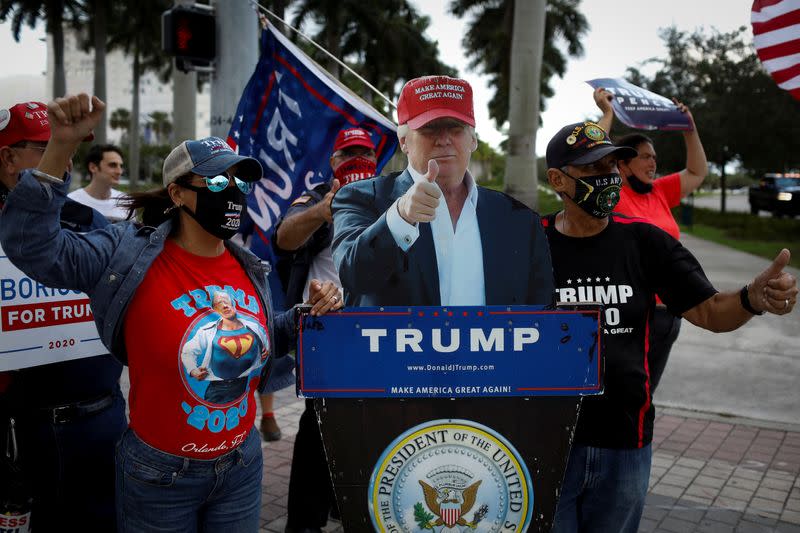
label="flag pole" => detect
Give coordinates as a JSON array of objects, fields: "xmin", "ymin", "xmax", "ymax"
[{"xmin": 250, "ymin": 1, "xmax": 397, "ymax": 110}]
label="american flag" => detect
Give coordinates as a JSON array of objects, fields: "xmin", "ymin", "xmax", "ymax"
[{"xmin": 751, "ymin": 0, "xmax": 800, "ymax": 100}]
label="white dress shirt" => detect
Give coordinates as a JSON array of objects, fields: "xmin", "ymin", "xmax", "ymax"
[{"xmin": 386, "ymin": 166, "xmax": 485, "ymax": 305}]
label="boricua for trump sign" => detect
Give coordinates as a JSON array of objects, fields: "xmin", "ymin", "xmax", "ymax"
[
  {"xmin": 297, "ymin": 305, "xmax": 602, "ymax": 398},
  {"xmin": 586, "ymin": 77, "xmax": 692, "ymax": 131},
  {"xmin": 0, "ymin": 244, "xmax": 105, "ymax": 370}
]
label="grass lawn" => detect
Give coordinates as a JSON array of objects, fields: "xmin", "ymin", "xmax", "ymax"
[{"xmin": 680, "ymin": 223, "xmax": 800, "ymax": 269}]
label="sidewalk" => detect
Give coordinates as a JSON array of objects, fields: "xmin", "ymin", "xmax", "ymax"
[{"xmin": 256, "ymin": 388, "xmax": 800, "ymax": 533}]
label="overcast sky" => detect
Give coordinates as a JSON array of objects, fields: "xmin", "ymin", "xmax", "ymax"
[
  {"xmin": 0, "ymin": 0, "xmax": 756, "ymax": 154},
  {"xmin": 414, "ymin": 0, "xmax": 756, "ymax": 154}
]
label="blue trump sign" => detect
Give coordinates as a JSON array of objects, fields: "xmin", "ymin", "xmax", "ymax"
[
  {"xmin": 587, "ymin": 77, "xmax": 692, "ymax": 131},
  {"xmin": 298, "ymin": 305, "xmax": 602, "ymax": 398}
]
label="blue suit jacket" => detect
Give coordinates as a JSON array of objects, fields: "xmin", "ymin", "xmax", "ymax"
[{"xmin": 331, "ymin": 170, "xmax": 555, "ymax": 307}]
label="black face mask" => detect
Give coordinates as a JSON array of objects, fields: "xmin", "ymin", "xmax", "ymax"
[
  {"xmin": 181, "ymin": 184, "xmax": 246, "ymax": 240},
  {"xmin": 626, "ymin": 173, "xmax": 654, "ymax": 194},
  {"xmin": 561, "ymin": 171, "xmax": 623, "ymax": 218}
]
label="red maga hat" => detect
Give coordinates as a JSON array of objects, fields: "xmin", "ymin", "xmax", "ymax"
[
  {"xmin": 0, "ymin": 102, "xmax": 51, "ymax": 146},
  {"xmin": 397, "ymin": 75, "xmax": 475, "ymax": 130},
  {"xmin": 333, "ymin": 127, "xmax": 375, "ymax": 152},
  {"xmin": 0, "ymin": 101, "xmax": 95, "ymax": 147}
]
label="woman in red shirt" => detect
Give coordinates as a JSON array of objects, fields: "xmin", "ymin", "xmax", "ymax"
[
  {"xmin": 595, "ymin": 87, "xmax": 709, "ymax": 392},
  {"xmin": 0, "ymin": 94, "xmax": 343, "ymax": 532}
]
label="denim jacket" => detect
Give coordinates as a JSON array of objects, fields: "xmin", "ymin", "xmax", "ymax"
[{"xmin": 0, "ymin": 171, "xmax": 296, "ymax": 392}]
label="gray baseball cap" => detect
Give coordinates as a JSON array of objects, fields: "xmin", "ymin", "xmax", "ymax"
[{"xmin": 162, "ymin": 136, "xmax": 263, "ymax": 186}]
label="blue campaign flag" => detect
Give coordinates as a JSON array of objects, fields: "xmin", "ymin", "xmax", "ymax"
[
  {"xmin": 586, "ymin": 78, "xmax": 692, "ymax": 131},
  {"xmin": 298, "ymin": 305, "xmax": 604, "ymax": 398},
  {"xmin": 227, "ymin": 23, "xmax": 398, "ymax": 268}
]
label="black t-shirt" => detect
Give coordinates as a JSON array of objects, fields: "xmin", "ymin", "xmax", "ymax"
[{"xmin": 543, "ymin": 213, "xmax": 717, "ymax": 448}]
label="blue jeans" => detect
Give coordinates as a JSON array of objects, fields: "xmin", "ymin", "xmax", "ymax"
[
  {"xmin": 552, "ymin": 444, "xmax": 652, "ymax": 533},
  {"xmin": 115, "ymin": 427, "xmax": 263, "ymax": 533}
]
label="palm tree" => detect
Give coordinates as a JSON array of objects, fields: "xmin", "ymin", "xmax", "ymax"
[
  {"xmin": 0, "ymin": 0, "xmax": 80, "ymax": 97},
  {"xmin": 449, "ymin": 0, "xmax": 588, "ymax": 207},
  {"xmin": 449, "ymin": 0, "xmax": 588, "ymax": 128},
  {"xmin": 292, "ymin": 0, "xmax": 455, "ymax": 107},
  {"xmin": 342, "ymin": 2, "xmax": 456, "ymax": 103},
  {"xmin": 109, "ymin": 108, "xmax": 131, "ymax": 141},
  {"xmin": 108, "ymin": 0, "xmax": 171, "ymax": 189},
  {"xmin": 291, "ymin": 0, "xmax": 349, "ymax": 78},
  {"xmin": 505, "ymin": 0, "xmax": 546, "ymax": 209},
  {"xmin": 71, "ymin": 0, "xmax": 116, "ymax": 143},
  {"xmin": 148, "ymin": 111, "xmax": 172, "ymax": 145}
]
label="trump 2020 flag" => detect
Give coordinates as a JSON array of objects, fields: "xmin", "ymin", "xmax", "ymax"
[
  {"xmin": 752, "ymin": 0, "xmax": 800, "ymax": 100},
  {"xmin": 227, "ymin": 23, "xmax": 398, "ymax": 267}
]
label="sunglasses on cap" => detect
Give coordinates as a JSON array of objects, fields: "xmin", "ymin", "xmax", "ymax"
[{"xmin": 184, "ymin": 174, "xmax": 253, "ymax": 194}]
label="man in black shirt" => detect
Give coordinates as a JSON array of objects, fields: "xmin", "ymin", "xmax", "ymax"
[{"xmin": 542, "ymin": 121, "xmax": 797, "ymax": 533}]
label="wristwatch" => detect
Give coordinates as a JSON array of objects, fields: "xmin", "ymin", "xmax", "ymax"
[
  {"xmin": 740, "ymin": 284, "xmax": 764, "ymax": 316},
  {"xmin": 30, "ymin": 169, "xmax": 64, "ymax": 185}
]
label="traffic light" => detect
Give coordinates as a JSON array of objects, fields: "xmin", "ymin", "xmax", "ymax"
[{"xmin": 162, "ymin": 4, "xmax": 216, "ymax": 67}]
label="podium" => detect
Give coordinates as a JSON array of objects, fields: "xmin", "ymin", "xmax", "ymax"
[{"xmin": 297, "ymin": 305, "xmax": 602, "ymax": 532}]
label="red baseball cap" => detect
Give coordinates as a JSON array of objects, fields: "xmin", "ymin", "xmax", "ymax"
[
  {"xmin": 0, "ymin": 101, "xmax": 94, "ymax": 147},
  {"xmin": 333, "ymin": 127, "xmax": 375, "ymax": 152},
  {"xmin": 0, "ymin": 102, "xmax": 51, "ymax": 146},
  {"xmin": 397, "ymin": 75, "xmax": 475, "ymax": 130}
]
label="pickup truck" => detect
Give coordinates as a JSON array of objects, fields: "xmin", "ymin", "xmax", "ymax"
[{"xmin": 748, "ymin": 173, "xmax": 800, "ymax": 217}]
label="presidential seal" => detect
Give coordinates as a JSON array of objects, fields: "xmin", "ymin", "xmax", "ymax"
[{"xmin": 368, "ymin": 419, "xmax": 533, "ymax": 532}]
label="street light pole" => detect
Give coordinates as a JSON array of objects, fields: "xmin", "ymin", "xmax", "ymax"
[{"xmin": 171, "ymin": 0, "xmax": 198, "ymax": 144}]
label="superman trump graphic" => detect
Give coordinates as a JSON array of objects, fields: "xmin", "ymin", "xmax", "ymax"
[{"xmin": 181, "ymin": 291, "xmax": 269, "ymax": 404}]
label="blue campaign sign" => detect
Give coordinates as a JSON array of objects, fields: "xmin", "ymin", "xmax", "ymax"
[
  {"xmin": 586, "ymin": 78, "xmax": 692, "ymax": 131},
  {"xmin": 298, "ymin": 305, "xmax": 602, "ymax": 398}
]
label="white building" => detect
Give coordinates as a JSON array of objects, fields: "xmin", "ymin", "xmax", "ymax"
[{"xmin": 46, "ymin": 29, "xmax": 211, "ymax": 144}]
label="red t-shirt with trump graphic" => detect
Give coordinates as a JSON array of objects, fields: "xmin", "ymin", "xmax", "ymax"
[{"xmin": 124, "ymin": 240, "xmax": 271, "ymax": 458}]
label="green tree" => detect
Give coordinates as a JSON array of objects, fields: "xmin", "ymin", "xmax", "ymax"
[
  {"xmin": 291, "ymin": 0, "xmax": 455, "ymax": 114},
  {"xmin": 625, "ymin": 26, "xmax": 800, "ymax": 212},
  {"xmin": 148, "ymin": 111, "xmax": 172, "ymax": 145},
  {"xmin": 449, "ymin": 0, "xmax": 588, "ymax": 128},
  {"xmin": 71, "ymin": 0, "xmax": 119, "ymax": 143},
  {"xmin": 110, "ymin": 108, "xmax": 130, "ymax": 134},
  {"xmin": 0, "ymin": 0, "xmax": 80, "ymax": 96},
  {"xmin": 108, "ymin": 0, "xmax": 172, "ymax": 189}
]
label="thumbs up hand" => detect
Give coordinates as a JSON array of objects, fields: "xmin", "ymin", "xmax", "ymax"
[
  {"xmin": 748, "ymin": 249, "xmax": 797, "ymax": 315},
  {"xmin": 397, "ymin": 159, "xmax": 442, "ymax": 224}
]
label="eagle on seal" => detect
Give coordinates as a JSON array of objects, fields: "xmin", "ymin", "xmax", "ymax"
[{"xmin": 419, "ymin": 479, "xmax": 482, "ymax": 528}]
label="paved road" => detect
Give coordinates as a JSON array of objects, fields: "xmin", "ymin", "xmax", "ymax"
[
  {"xmin": 690, "ymin": 192, "xmax": 751, "ymax": 214},
  {"xmin": 656, "ymin": 233, "xmax": 800, "ymax": 426},
  {"xmin": 690, "ymin": 192, "xmax": 799, "ymax": 219}
]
